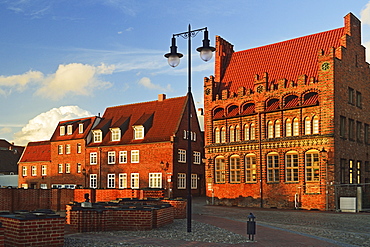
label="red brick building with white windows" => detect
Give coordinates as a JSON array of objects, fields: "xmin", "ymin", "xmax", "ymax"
[
  {"xmin": 18, "ymin": 94, "xmax": 205, "ymax": 198},
  {"xmin": 204, "ymin": 13, "xmax": 370, "ymax": 210}
]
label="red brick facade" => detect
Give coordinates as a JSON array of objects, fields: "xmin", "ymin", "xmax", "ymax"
[{"xmin": 204, "ymin": 13, "xmax": 370, "ymax": 210}]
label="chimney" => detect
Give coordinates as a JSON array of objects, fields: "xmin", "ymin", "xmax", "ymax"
[
  {"xmin": 158, "ymin": 94, "xmax": 166, "ymax": 101},
  {"xmin": 197, "ymin": 108, "xmax": 204, "ymax": 116}
]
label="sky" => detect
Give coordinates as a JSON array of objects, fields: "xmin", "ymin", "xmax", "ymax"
[{"xmin": 1, "ymin": 0, "xmax": 370, "ymax": 146}]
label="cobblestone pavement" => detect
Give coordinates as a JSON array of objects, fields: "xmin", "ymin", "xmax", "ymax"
[{"xmin": 193, "ymin": 197, "xmax": 370, "ymax": 247}]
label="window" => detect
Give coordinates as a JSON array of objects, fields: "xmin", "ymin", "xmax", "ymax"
[
  {"xmin": 194, "ymin": 151, "xmax": 201, "ymax": 164},
  {"xmin": 133, "ymin": 126, "xmax": 144, "ymax": 140},
  {"xmin": 119, "ymin": 173, "xmax": 127, "ymax": 188},
  {"xmin": 286, "ymin": 119, "xmax": 292, "ymax": 137},
  {"xmin": 275, "ymin": 120, "xmax": 281, "ymax": 138},
  {"xmin": 267, "ymin": 153, "xmax": 279, "ymax": 182},
  {"xmin": 21, "ymin": 184, "xmax": 28, "ymax": 189},
  {"xmin": 79, "ymin": 123, "xmax": 84, "ymax": 134},
  {"xmin": 357, "ymin": 121, "xmax": 362, "ymax": 142},
  {"xmin": 65, "ymin": 163, "xmax": 71, "ymax": 173},
  {"xmin": 67, "ymin": 125, "xmax": 73, "ymax": 135},
  {"xmin": 31, "ymin": 166, "xmax": 37, "ymax": 176},
  {"xmin": 250, "ymin": 123, "xmax": 255, "ymax": 140},
  {"xmin": 178, "ymin": 173, "xmax": 186, "ymax": 189},
  {"xmin": 93, "ymin": 130, "xmax": 102, "ymax": 143},
  {"xmin": 230, "ymin": 155, "xmax": 241, "ymax": 183},
  {"xmin": 220, "ymin": 127, "xmax": 226, "ymax": 143},
  {"xmin": 131, "ymin": 150, "xmax": 139, "ymax": 163},
  {"xmin": 365, "ymin": 124, "xmax": 370, "ymax": 144},
  {"xmin": 58, "ymin": 164, "xmax": 63, "ymax": 174},
  {"xmin": 119, "ymin": 151, "xmax": 127, "ymax": 163},
  {"xmin": 229, "ymin": 126, "xmax": 235, "ymax": 142},
  {"xmin": 60, "ymin": 126, "xmax": 65, "ymax": 136},
  {"xmin": 90, "ymin": 152, "xmax": 98, "ymax": 165},
  {"xmin": 349, "ymin": 160, "xmax": 354, "ymax": 184},
  {"xmin": 40, "ymin": 184, "xmax": 47, "ymax": 189},
  {"xmin": 312, "ymin": 116, "xmax": 319, "ymax": 134},
  {"xmin": 245, "ymin": 154, "xmax": 257, "ymax": 182},
  {"xmin": 108, "ymin": 151, "xmax": 116, "ymax": 164},
  {"xmin": 215, "ymin": 156, "xmax": 225, "ymax": 183},
  {"xmin": 90, "ymin": 174, "xmax": 97, "ymax": 188},
  {"xmin": 286, "ymin": 152, "xmax": 298, "ymax": 182},
  {"xmin": 356, "ymin": 91, "xmax": 362, "ymax": 107},
  {"xmin": 77, "ymin": 163, "xmax": 81, "ymax": 173},
  {"xmin": 149, "ymin": 173, "xmax": 162, "ymax": 188},
  {"xmin": 66, "ymin": 144, "xmax": 71, "ymax": 154},
  {"xmin": 293, "ymin": 118, "xmax": 299, "ymax": 136},
  {"xmin": 305, "ymin": 150, "xmax": 320, "ymax": 182},
  {"xmin": 215, "ymin": 128, "xmax": 220, "ymax": 143},
  {"xmin": 111, "ymin": 128, "xmax": 121, "ymax": 141},
  {"xmin": 41, "ymin": 165, "xmax": 47, "ymax": 176},
  {"xmin": 131, "ymin": 173, "xmax": 139, "ymax": 189},
  {"xmin": 340, "ymin": 116, "xmax": 346, "ymax": 138},
  {"xmin": 349, "ymin": 119, "xmax": 355, "ymax": 140},
  {"xmin": 235, "ymin": 125, "xmax": 241, "ymax": 141},
  {"xmin": 348, "ymin": 87, "xmax": 354, "ymax": 104},
  {"xmin": 191, "ymin": 174, "xmax": 198, "ymax": 189},
  {"xmin": 58, "ymin": 145, "xmax": 63, "ymax": 155},
  {"xmin": 191, "ymin": 132, "xmax": 197, "ymax": 141},
  {"xmin": 244, "ymin": 124, "xmax": 250, "ymax": 141},
  {"xmin": 340, "ymin": 159, "xmax": 346, "ymax": 184},
  {"xmin": 304, "ymin": 117, "xmax": 311, "ymax": 135},
  {"xmin": 22, "ymin": 166, "xmax": 27, "ymax": 176},
  {"xmin": 267, "ymin": 121, "xmax": 274, "ymax": 138},
  {"xmin": 178, "ymin": 149, "xmax": 186, "ymax": 163},
  {"xmin": 107, "ymin": 174, "xmax": 115, "ymax": 188},
  {"xmin": 357, "ymin": 161, "xmax": 361, "ymax": 184},
  {"xmin": 77, "ymin": 143, "xmax": 82, "ymax": 153}
]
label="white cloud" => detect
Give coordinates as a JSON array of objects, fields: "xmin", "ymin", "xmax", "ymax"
[
  {"xmin": 35, "ymin": 63, "xmax": 114, "ymax": 100},
  {"xmin": 137, "ymin": 77, "xmax": 172, "ymax": 92},
  {"xmin": 0, "ymin": 70, "xmax": 43, "ymax": 92},
  {"xmin": 0, "ymin": 127, "xmax": 12, "ymax": 135},
  {"xmin": 361, "ymin": 2, "xmax": 370, "ymax": 26},
  {"xmin": 13, "ymin": 106, "xmax": 92, "ymax": 146}
]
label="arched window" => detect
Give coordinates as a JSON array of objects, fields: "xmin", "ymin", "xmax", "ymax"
[
  {"xmin": 267, "ymin": 152, "xmax": 279, "ymax": 182},
  {"xmin": 229, "ymin": 126, "xmax": 235, "ymax": 142},
  {"xmin": 312, "ymin": 116, "xmax": 319, "ymax": 134},
  {"xmin": 250, "ymin": 123, "xmax": 256, "ymax": 140},
  {"xmin": 230, "ymin": 155, "xmax": 241, "ymax": 183},
  {"xmin": 244, "ymin": 124, "xmax": 250, "ymax": 141},
  {"xmin": 305, "ymin": 150, "xmax": 320, "ymax": 182},
  {"xmin": 267, "ymin": 121, "xmax": 274, "ymax": 138},
  {"xmin": 214, "ymin": 128, "xmax": 220, "ymax": 143},
  {"xmin": 286, "ymin": 119, "xmax": 292, "ymax": 137},
  {"xmin": 220, "ymin": 127, "xmax": 226, "ymax": 143},
  {"xmin": 235, "ymin": 125, "xmax": 241, "ymax": 141},
  {"xmin": 245, "ymin": 154, "xmax": 257, "ymax": 182},
  {"xmin": 304, "ymin": 117, "xmax": 311, "ymax": 135},
  {"xmin": 293, "ymin": 118, "xmax": 299, "ymax": 136},
  {"xmin": 275, "ymin": 120, "xmax": 281, "ymax": 138},
  {"xmin": 286, "ymin": 151, "xmax": 299, "ymax": 182},
  {"xmin": 215, "ymin": 156, "xmax": 226, "ymax": 183}
]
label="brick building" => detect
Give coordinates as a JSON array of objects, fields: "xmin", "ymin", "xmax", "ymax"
[
  {"xmin": 0, "ymin": 139, "xmax": 24, "ymax": 175},
  {"xmin": 18, "ymin": 94, "xmax": 205, "ymax": 198},
  {"xmin": 204, "ymin": 13, "xmax": 370, "ymax": 210}
]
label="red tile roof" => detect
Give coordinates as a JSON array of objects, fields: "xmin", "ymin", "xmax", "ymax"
[
  {"xmin": 303, "ymin": 93, "xmax": 319, "ymax": 106},
  {"xmin": 219, "ymin": 27, "xmax": 345, "ymax": 93},
  {"xmin": 89, "ymin": 95, "xmax": 187, "ymax": 145},
  {"xmin": 50, "ymin": 116, "xmax": 97, "ymax": 142},
  {"xmin": 19, "ymin": 141, "xmax": 51, "ymax": 162},
  {"xmin": 284, "ymin": 96, "xmax": 300, "ymax": 108}
]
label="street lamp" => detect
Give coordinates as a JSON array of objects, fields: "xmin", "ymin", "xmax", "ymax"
[{"xmin": 165, "ymin": 25, "xmax": 215, "ymax": 232}]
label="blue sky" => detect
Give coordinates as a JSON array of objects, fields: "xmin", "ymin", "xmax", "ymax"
[{"xmin": 1, "ymin": 0, "xmax": 370, "ymax": 145}]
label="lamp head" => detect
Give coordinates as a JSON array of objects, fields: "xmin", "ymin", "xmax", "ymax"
[
  {"xmin": 164, "ymin": 37, "xmax": 183, "ymax": 67},
  {"xmin": 196, "ymin": 29, "xmax": 215, "ymax": 62}
]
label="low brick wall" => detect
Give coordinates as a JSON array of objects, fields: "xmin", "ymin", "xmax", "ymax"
[
  {"xmin": 162, "ymin": 199, "xmax": 186, "ymax": 219},
  {"xmin": 0, "ymin": 225, "xmax": 4, "ymax": 247},
  {"xmin": 0, "ymin": 213, "xmax": 64, "ymax": 247}
]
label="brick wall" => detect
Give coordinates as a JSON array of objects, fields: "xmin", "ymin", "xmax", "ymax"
[{"xmin": 0, "ymin": 226, "xmax": 4, "ymax": 247}]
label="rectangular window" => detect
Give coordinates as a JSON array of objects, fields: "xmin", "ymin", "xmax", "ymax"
[
  {"xmin": 356, "ymin": 91, "xmax": 362, "ymax": 108},
  {"xmin": 286, "ymin": 153, "xmax": 299, "ymax": 182},
  {"xmin": 131, "ymin": 173, "xmax": 139, "ymax": 189},
  {"xmin": 357, "ymin": 161, "xmax": 361, "ymax": 184},
  {"xmin": 58, "ymin": 145, "xmax": 63, "ymax": 154},
  {"xmin": 119, "ymin": 151, "xmax": 127, "ymax": 163},
  {"xmin": 349, "ymin": 160, "xmax": 354, "ymax": 184},
  {"xmin": 77, "ymin": 163, "xmax": 81, "ymax": 173},
  {"xmin": 215, "ymin": 158, "xmax": 225, "ymax": 183},
  {"xmin": 90, "ymin": 174, "xmax": 97, "ymax": 188},
  {"xmin": 77, "ymin": 143, "xmax": 82, "ymax": 153},
  {"xmin": 191, "ymin": 174, "xmax": 198, "ymax": 189},
  {"xmin": 90, "ymin": 152, "xmax": 97, "ymax": 165},
  {"xmin": 21, "ymin": 184, "xmax": 28, "ymax": 189},
  {"xmin": 67, "ymin": 125, "xmax": 73, "ymax": 135},
  {"xmin": 79, "ymin": 123, "xmax": 84, "ymax": 134},
  {"xmin": 111, "ymin": 128, "xmax": 121, "ymax": 141},
  {"xmin": 348, "ymin": 87, "xmax": 355, "ymax": 104},
  {"xmin": 149, "ymin": 173, "xmax": 162, "ymax": 188},
  {"xmin": 133, "ymin": 126, "xmax": 144, "ymax": 140},
  {"xmin": 22, "ymin": 166, "xmax": 27, "ymax": 176},
  {"xmin": 340, "ymin": 159, "xmax": 346, "ymax": 184},
  {"xmin": 178, "ymin": 173, "xmax": 186, "ymax": 189},
  {"xmin": 349, "ymin": 119, "xmax": 355, "ymax": 141},
  {"xmin": 107, "ymin": 174, "xmax": 115, "ymax": 188},
  {"xmin": 119, "ymin": 173, "xmax": 127, "ymax": 188},
  {"xmin": 267, "ymin": 154, "xmax": 279, "ymax": 182},
  {"xmin": 365, "ymin": 124, "xmax": 369, "ymax": 144},
  {"xmin": 65, "ymin": 163, "xmax": 71, "ymax": 173},
  {"xmin": 60, "ymin": 126, "xmax": 65, "ymax": 136},
  {"xmin": 356, "ymin": 121, "xmax": 362, "ymax": 142},
  {"xmin": 41, "ymin": 165, "xmax": 47, "ymax": 176},
  {"xmin": 93, "ymin": 130, "xmax": 102, "ymax": 143},
  {"xmin": 66, "ymin": 144, "xmax": 71, "ymax": 154},
  {"xmin": 131, "ymin": 150, "xmax": 139, "ymax": 163},
  {"xmin": 245, "ymin": 155, "xmax": 257, "ymax": 182},
  {"xmin": 178, "ymin": 149, "xmax": 186, "ymax": 163},
  {"xmin": 58, "ymin": 164, "xmax": 63, "ymax": 174},
  {"xmin": 340, "ymin": 116, "xmax": 346, "ymax": 138},
  {"xmin": 40, "ymin": 184, "xmax": 47, "ymax": 189},
  {"xmin": 194, "ymin": 151, "xmax": 201, "ymax": 164},
  {"xmin": 31, "ymin": 166, "xmax": 37, "ymax": 176},
  {"xmin": 108, "ymin": 151, "xmax": 116, "ymax": 164},
  {"xmin": 305, "ymin": 152, "xmax": 320, "ymax": 182},
  {"xmin": 230, "ymin": 156, "xmax": 241, "ymax": 183}
]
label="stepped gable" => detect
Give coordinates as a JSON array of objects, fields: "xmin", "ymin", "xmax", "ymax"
[
  {"xmin": 91, "ymin": 95, "xmax": 187, "ymax": 145},
  {"xmin": 219, "ymin": 27, "xmax": 345, "ymax": 93},
  {"xmin": 19, "ymin": 141, "xmax": 51, "ymax": 162},
  {"xmin": 50, "ymin": 116, "xmax": 97, "ymax": 141}
]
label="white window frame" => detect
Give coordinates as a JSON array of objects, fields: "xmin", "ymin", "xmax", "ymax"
[
  {"xmin": 133, "ymin": 126, "xmax": 144, "ymax": 140},
  {"xmin": 66, "ymin": 144, "xmax": 71, "ymax": 154},
  {"xmin": 58, "ymin": 164, "xmax": 63, "ymax": 174},
  {"xmin": 31, "ymin": 166, "xmax": 37, "ymax": 176},
  {"xmin": 77, "ymin": 143, "xmax": 82, "ymax": 154},
  {"xmin": 22, "ymin": 166, "xmax": 27, "ymax": 176},
  {"xmin": 79, "ymin": 123, "xmax": 84, "ymax": 134},
  {"xmin": 191, "ymin": 174, "xmax": 198, "ymax": 189},
  {"xmin": 67, "ymin": 125, "xmax": 73, "ymax": 135},
  {"xmin": 60, "ymin": 126, "xmax": 65, "ymax": 136},
  {"xmin": 107, "ymin": 174, "xmax": 115, "ymax": 188},
  {"xmin": 40, "ymin": 184, "xmax": 47, "ymax": 189},
  {"xmin": 178, "ymin": 173, "xmax": 186, "ymax": 189},
  {"xmin": 77, "ymin": 163, "xmax": 81, "ymax": 173},
  {"xmin": 111, "ymin": 128, "xmax": 121, "ymax": 142},
  {"xmin": 178, "ymin": 149, "xmax": 186, "ymax": 163},
  {"xmin": 119, "ymin": 173, "xmax": 127, "ymax": 188},
  {"xmin": 108, "ymin": 151, "xmax": 116, "ymax": 164},
  {"xmin": 41, "ymin": 165, "xmax": 47, "ymax": 176},
  {"xmin": 90, "ymin": 152, "xmax": 98, "ymax": 165},
  {"xmin": 149, "ymin": 173, "xmax": 162, "ymax": 188},
  {"xmin": 119, "ymin": 151, "xmax": 127, "ymax": 163},
  {"xmin": 58, "ymin": 145, "xmax": 63, "ymax": 155},
  {"xmin": 131, "ymin": 173, "xmax": 139, "ymax": 189},
  {"xmin": 194, "ymin": 151, "xmax": 201, "ymax": 164},
  {"xmin": 65, "ymin": 163, "xmax": 71, "ymax": 174},
  {"xmin": 93, "ymin": 130, "xmax": 102, "ymax": 143},
  {"xmin": 90, "ymin": 174, "xmax": 97, "ymax": 188},
  {"xmin": 131, "ymin": 150, "xmax": 139, "ymax": 163}
]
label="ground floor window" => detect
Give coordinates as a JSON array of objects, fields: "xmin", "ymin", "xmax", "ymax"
[
  {"xmin": 215, "ymin": 156, "xmax": 225, "ymax": 183},
  {"xmin": 149, "ymin": 173, "xmax": 162, "ymax": 188},
  {"xmin": 245, "ymin": 154, "xmax": 257, "ymax": 182},
  {"xmin": 119, "ymin": 173, "xmax": 127, "ymax": 188},
  {"xmin": 40, "ymin": 184, "xmax": 47, "ymax": 189},
  {"xmin": 107, "ymin": 174, "xmax": 115, "ymax": 188},
  {"xmin": 191, "ymin": 174, "xmax": 197, "ymax": 189},
  {"xmin": 267, "ymin": 152, "xmax": 279, "ymax": 182},
  {"xmin": 131, "ymin": 173, "xmax": 139, "ymax": 189},
  {"xmin": 90, "ymin": 174, "xmax": 97, "ymax": 188},
  {"xmin": 178, "ymin": 173, "xmax": 186, "ymax": 189}
]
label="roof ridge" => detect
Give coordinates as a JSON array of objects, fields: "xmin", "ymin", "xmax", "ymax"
[{"xmin": 105, "ymin": 95, "xmax": 187, "ymax": 109}]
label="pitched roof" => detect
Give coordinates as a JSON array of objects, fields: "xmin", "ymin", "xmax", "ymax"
[
  {"xmin": 219, "ymin": 27, "xmax": 345, "ymax": 93},
  {"xmin": 19, "ymin": 141, "xmax": 51, "ymax": 163},
  {"xmin": 0, "ymin": 149, "xmax": 23, "ymax": 173},
  {"xmin": 88, "ymin": 95, "xmax": 187, "ymax": 146},
  {"xmin": 50, "ymin": 116, "xmax": 97, "ymax": 142}
]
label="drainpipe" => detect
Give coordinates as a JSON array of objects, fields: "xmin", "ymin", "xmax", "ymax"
[
  {"xmin": 258, "ymin": 112, "xmax": 263, "ymax": 208},
  {"xmin": 99, "ymin": 147, "xmax": 102, "ymax": 189}
]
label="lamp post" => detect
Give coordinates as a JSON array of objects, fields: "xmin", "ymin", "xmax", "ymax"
[{"xmin": 165, "ymin": 25, "xmax": 215, "ymax": 232}]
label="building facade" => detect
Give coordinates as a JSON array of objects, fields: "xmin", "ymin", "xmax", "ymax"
[
  {"xmin": 18, "ymin": 94, "xmax": 205, "ymax": 198},
  {"xmin": 204, "ymin": 13, "xmax": 370, "ymax": 210}
]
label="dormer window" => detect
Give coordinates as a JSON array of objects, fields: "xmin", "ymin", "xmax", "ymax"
[
  {"xmin": 79, "ymin": 123, "xmax": 84, "ymax": 134},
  {"xmin": 133, "ymin": 126, "xmax": 144, "ymax": 140},
  {"xmin": 60, "ymin": 126, "xmax": 65, "ymax": 136},
  {"xmin": 93, "ymin": 130, "xmax": 102, "ymax": 143},
  {"xmin": 67, "ymin": 125, "xmax": 73, "ymax": 135},
  {"xmin": 111, "ymin": 128, "xmax": 121, "ymax": 141}
]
